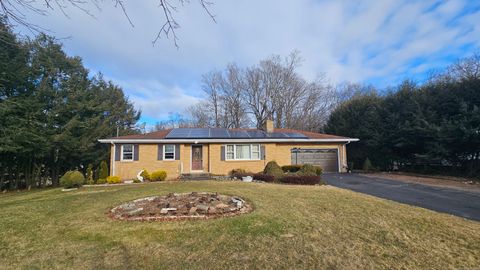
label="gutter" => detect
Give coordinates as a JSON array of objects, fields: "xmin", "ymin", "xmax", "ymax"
[{"xmin": 98, "ymin": 138, "xmax": 360, "ymax": 144}]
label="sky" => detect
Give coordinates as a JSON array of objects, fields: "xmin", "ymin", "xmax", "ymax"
[{"xmin": 15, "ymin": 0, "xmax": 480, "ymax": 126}]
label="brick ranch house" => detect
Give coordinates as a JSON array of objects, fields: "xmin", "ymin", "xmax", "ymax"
[{"xmin": 98, "ymin": 121, "xmax": 359, "ymax": 180}]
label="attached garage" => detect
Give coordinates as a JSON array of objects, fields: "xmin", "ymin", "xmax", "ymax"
[{"xmin": 291, "ymin": 148, "xmax": 339, "ymax": 172}]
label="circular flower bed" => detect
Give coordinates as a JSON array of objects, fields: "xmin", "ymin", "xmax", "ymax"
[{"xmin": 109, "ymin": 192, "xmax": 252, "ymax": 221}]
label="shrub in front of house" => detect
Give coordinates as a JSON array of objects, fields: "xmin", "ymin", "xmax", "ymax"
[
  {"xmin": 98, "ymin": 160, "xmax": 109, "ymax": 181},
  {"xmin": 263, "ymin": 161, "xmax": 284, "ymax": 180},
  {"xmin": 279, "ymin": 175, "xmax": 324, "ymax": 185},
  {"xmin": 60, "ymin": 170, "xmax": 85, "ymax": 188},
  {"xmin": 107, "ymin": 176, "xmax": 122, "ymax": 184},
  {"xmin": 150, "ymin": 170, "xmax": 167, "ymax": 181},
  {"xmin": 253, "ymin": 173, "xmax": 275, "ymax": 182},
  {"xmin": 96, "ymin": 178, "xmax": 107, "ymax": 184},
  {"xmin": 281, "ymin": 165, "xmax": 303, "ymax": 173},
  {"xmin": 85, "ymin": 164, "xmax": 94, "ymax": 185},
  {"xmin": 298, "ymin": 164, "xmax": 323, "ymax": 176},
  {"xmin": 140, "ymin": 169, "xmax": 151, "ymax": 181}
]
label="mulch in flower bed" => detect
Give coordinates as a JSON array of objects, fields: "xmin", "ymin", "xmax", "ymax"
[{"xmin": 109, "ymin": 192, "xmax": 252, "ymax": 221}]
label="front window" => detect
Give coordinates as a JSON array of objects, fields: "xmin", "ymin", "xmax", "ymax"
[
  {"xmin": 251, "ymin": 144, "xmax": 260, "ymax": 160},
  {"xmin": 226, "ymin": 145, "xmax": 235, "ymax": 160},
  {"xmin": 122, "ymin": 144, "xmax": 133, "ymax": 161},
  {"xmin": 226, "ymin": 144, "xmax": 261, "ymax": 160},
  {"xmin": 164, "ymin": 144, "xmax": 175, "ymax": 160}
]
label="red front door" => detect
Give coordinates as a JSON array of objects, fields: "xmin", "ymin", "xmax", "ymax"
[{"xmin": 192, "ymin": 145, "xmax": 203, "ymax": 171}]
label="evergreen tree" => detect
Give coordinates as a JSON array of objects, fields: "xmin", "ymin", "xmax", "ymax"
[
  {"xmin": 98, "ymin": 161, "xmax": 109, "ymax": 181},
  {"xmin": 0, "ymin": 20, "xmax": 140, "ymax": 189},
  {"xmin": 86, "ymin": 164, "xmax": 94, "ymax": 185}
]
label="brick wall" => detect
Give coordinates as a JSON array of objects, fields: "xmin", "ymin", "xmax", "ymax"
[{"xmin": 110, "ymin": 142, "xmax": 347, "ymax": 180}]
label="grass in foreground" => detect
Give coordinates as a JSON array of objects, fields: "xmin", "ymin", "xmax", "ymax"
[{"xmin": 0, "ymin": 181, "xmax": 479, "ymax": 269}]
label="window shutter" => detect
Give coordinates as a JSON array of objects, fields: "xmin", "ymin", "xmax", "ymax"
[
  {"xmin": 260, "ymin": 145, "xmax": 266, "ymax": 160},
  {"xmin": 175, "ymin": 144, "xmax": 180, "ymax": 160},
  {"xmin": 158, "ymin": 144, "xmax": 163, "ymax": 160},
  {"xmin": 221, "ymin": 145, "xmax": 225, "ymax": 161},
  {"xmin": 115, "ymin": 144, "xmax": 121, "ymax": 161},
  {"xmin": 133, "ymin": 144, "xmax": 139, "ymax": 161}
]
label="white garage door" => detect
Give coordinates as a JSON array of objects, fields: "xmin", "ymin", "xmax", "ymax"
[{"xmin": 291, "ymin": 148, "xmax": 339, "ymax": 172}]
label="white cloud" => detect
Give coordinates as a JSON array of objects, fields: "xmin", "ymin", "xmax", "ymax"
[
  {"xmin": 14, "ymin": 0, "xmax": 480, "ymax": 122},
  {"xmin": 110, "ymin": 78, "xmax": 200, "ymax": 120}
]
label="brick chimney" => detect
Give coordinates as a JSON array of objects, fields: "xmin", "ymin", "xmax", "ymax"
[{"xmin": 264, "ymin": 119, "xmax": 274, "ymax": 133}]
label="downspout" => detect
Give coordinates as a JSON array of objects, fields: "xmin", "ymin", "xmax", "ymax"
[
  {"xmin": 111, "ymin": 142, "xmax": 116, "ymax": 177},
  {"xmin": 208, "ymin": 144, "xmax": 211, "ymax": 174},
  {"xmin": 344, "ymin": 141, "xmax": 351, "ymax": 172}
]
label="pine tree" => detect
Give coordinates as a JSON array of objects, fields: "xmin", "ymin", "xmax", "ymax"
[{"xmin": 362, "ymin": 158, "xmax": 373, "ymax": 172}]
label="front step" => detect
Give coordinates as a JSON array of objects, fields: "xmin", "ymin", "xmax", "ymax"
[{"xmin": 180, "ymin": 173, "xmax": 212, "ymax": 180}]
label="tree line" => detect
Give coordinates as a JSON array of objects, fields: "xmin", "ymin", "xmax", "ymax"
[
  {"xmin": 325, "ymin": 54, "xmax": 480, "ymax": 179},
  {"xmin": 0, "ymin": 20, "xmax": 140, "ymax": 189}
]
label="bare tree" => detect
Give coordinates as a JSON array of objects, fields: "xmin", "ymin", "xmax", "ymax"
[
  {"xmin": 0, "ymin": 0, "xmax": 216, "ymax": 47},
  {"xmin": 427, "ymin": 52, "xmax": 480, "ymax": 84},
  {"xmin": 186, "ymin": 101, "xmax": 212, "ymax": 127},
  {"xmin": 190, "ymin": 51, "xmax": 346, "ymax": 131},
  {"xmin": 243, "ymin": 51, "xmax": 306, "ymax": 129},
  {"xmin": 201, "ymin": 70, "xmax": 223, "ymax": 127},
  {"xmin": 244, "ymin": 66, "xmax": 271, "ymax": 129},
  {"xmin": 448, "ymin": 52, "xmax": 480, "ymax": 81},
  {"xmin": 219, "ymin": 63, "xmax": 247, "ymax": 128}
]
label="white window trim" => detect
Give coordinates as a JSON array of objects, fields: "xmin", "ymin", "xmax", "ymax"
[
  {"xmin": 163, "ymin": 144, "xmax": 176, "ymax": 161},
  {"xmin": 225, "ymin": 144, "xmax": 261, "ymax": 161},
  {"xmin": 121, "ymin": 144, "xmax": 134, "ymax": 162}
]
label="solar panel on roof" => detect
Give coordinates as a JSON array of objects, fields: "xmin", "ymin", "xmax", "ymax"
[
  {"xmin": 189, "ymin": 129, "xmax": 209, "ymax": 137},
  {"xmin": 285, "ymin": 133, "xmax": 308, "ymax": 138},
  {"xmin": 166, "ymin": 129, "xmax": 189, "ymax": 138},
  {"xmin": 248, "ymin": 130, "xmax": 265, "ymax": 138},
  {"xmin": 165, "ymin": 128, "xmax": 308, "ymax": 139},
  {"xmin": 229, "ymin": 130, "xmax": 251, "ymax": 138},
  {"xmin": 210, "ymin": 128, "xmax": 228, "ymax": 138}
]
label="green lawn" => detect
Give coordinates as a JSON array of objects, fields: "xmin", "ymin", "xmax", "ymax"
[{"xmin": 0, "ymin": 181, "xmax": 479, "ymax": 269}]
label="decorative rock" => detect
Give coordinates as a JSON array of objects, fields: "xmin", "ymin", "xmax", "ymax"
[
  {"xmin": 134, "ymin": 196, "xmax": 156, "ymax": 203},
  {"xmin": 231, "ymin": 198, "xmax": 244, "ymax": 208},
  {"xmin": 121, "ymin": 203, "xmax": 137, "ymax": 211},
  {"xmin": 196, "ymin": 204, "xmax": 209, "ymax": 213},
  {"xmin": 215, "ymin": 203, "xmax": 230, "ymax": 209},
  {"xmin": 109, "ymin": 192, "xmax": 252, "ymax": 221},
  {"xmin": 127, "ymin": 208, "xmax": 143, "ymax": 215},
  {"xmin": 160, "ymin": 208, "xmax": 177, "ymax": 214}
]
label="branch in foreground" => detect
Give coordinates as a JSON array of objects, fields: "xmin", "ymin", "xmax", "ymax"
[{"xmin": 0, "ymin": 0, "xmax": 217, "ymax": 47}]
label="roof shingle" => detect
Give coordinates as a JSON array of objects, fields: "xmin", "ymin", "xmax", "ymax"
[{"xmin": 107, "ymin": 128, "xmax": 353, "ymax": 140}]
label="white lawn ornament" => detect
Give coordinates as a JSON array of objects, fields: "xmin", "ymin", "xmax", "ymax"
[{"xmin": 137, "ymin": 170, "xmax": 145, "ymax": 182}]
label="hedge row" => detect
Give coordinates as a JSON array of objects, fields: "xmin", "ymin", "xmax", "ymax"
[
  {"xmin": 229, "ymin": 162, "xmax": 325, "ymax": 185},
  {"xmin": 279, "ymin": 175, "xmax": 323, "ymax": 185},
  {"xmin": 281, "ymin": 165, "xmax": 303, "ymax": 172},
  {"xmin": 252, "ymin": 174, "xmax": 275, "ymax": 182}
]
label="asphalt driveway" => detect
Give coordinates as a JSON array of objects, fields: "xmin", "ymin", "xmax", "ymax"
[{"xmin": 324, "ymin": 173, "xmax": 480, "ymax": 221}]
